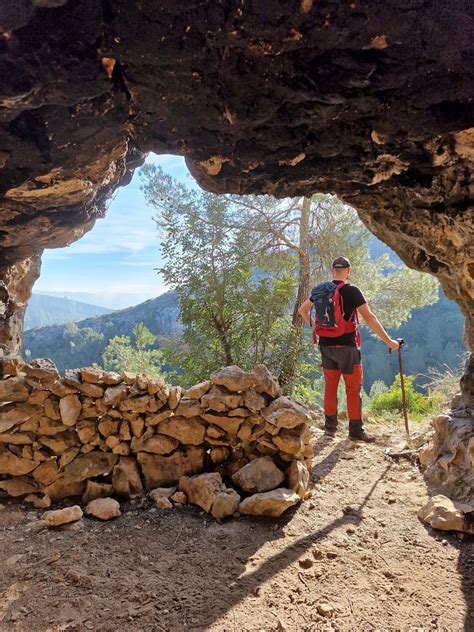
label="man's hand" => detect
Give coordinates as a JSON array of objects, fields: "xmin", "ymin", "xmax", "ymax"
[{"xmin": 387, "ymin": 338, "xmax": 400, "ymax": 351}]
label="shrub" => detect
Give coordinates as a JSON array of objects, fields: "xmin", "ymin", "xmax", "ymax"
[{"xmin": 368, "ymin": 375, "xmax": 443, "ymax": 420}]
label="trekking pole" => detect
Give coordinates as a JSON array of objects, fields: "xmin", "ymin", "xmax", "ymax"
[{"xmin": 389, "ymin": 338, "xmax": 411, "ymax": 443}]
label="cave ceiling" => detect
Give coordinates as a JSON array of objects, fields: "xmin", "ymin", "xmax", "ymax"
[{"xmin": 0, "ymin": 0, "xmax": 473, "ymax": 342}]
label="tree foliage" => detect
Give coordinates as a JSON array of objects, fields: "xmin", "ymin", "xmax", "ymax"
[{"xmin": 101, "ymin": 322, "xmax": 165, "ymax": 377}]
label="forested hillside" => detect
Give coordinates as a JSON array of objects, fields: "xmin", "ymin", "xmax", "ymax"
[
  {"xmin": 22, "ymin": 285, "xmax": 464, "ymax": 393},
  {"xmin": 361, "ymin": 289, "xmax": 465, "ymax": 392},
  {"xmin": 25, "ymin": 294, "xmax": 112, "ymax": 330},
  {"xmin": 22, "ymin": 291, "xmax": 181, "ymax": 372}
]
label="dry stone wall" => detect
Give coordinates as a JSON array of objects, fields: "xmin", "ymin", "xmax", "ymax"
[{"xmin": 0, "ymin": 358, "xmax": 313, "ymax": 518}]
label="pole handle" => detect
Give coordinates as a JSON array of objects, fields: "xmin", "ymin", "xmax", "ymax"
[{"xmin": 388, "ymin": 338, "xmax": 405, "ymax": 355}]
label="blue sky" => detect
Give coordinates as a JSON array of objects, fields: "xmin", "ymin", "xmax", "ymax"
[{"xmin": 34, "ymin": 154, "xmax": 195, "ymax": 309}]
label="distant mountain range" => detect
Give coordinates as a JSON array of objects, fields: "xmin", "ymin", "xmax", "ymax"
[
  {"xmin": 22, "ymin": 291, "xmax": 181, "ymax": 373},
  {"xmin": 25, "ymin": 294, "xmax": 112, "ymax": 330}
]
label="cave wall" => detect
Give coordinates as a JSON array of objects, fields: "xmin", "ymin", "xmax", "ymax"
[{"xmin": 0, "ymin": 1, "xmax": 473, "ymax": 361}]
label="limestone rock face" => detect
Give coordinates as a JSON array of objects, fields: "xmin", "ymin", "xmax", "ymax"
[
  {"xmin": 232, "ymin": 456, "xmax": 285, "ymax": 493},
  {"xmin": 419, "ymin": 408, "xmax": 474, "ymax": 502},
  {"xmin": 239, "ymin": 488, "xmax": 301, "ymax": 517},
  {"xmin": 418, "ymin": 495, "xmax": 473, "ymax": 534}
]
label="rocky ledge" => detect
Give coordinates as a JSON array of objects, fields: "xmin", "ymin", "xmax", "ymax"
[{"xmin": 0, "ymin": 358, "xmax": 314, "ymax": 520}]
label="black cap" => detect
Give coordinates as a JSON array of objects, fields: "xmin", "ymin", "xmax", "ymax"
[{"xmin": 332, "ymin": 256, "xmax": 351, "ymax": 269}]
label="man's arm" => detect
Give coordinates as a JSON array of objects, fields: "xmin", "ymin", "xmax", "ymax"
[
  {"xmin": 298, "ymin": 298, "xmax": 313, "ymax": 325},
  {"xmin": 358, "ymin": 303, "xmax": 399, "ymax": 350}
]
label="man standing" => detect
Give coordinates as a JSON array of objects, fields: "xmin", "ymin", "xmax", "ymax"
[{"xmin": 298, "ymin": 256, "xmax": 399, "ymax": 442}]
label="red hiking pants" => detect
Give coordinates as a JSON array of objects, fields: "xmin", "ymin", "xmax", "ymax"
[{"xmin": 320, "ymin": 346, "xmax": 363, "ymax": 421}]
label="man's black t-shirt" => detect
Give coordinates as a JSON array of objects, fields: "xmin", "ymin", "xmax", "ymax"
[{"xmin": 309, "ymin": 280, "xmax": 366, "ymax": 347}]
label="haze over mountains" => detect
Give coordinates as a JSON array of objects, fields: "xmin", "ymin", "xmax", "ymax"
[{"xmin": 25, "ymin": 294, "xmax": 112, "ymax": 330}]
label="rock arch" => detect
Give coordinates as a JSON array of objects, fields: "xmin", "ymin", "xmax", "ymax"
[{"xmin": 0, "ymin": 2, "xmax": 472, "ymax": 495}]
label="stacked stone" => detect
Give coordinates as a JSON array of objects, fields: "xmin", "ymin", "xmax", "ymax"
[{"xmin": 0, "ymin": 358, "xmax": 313, "ymax": 518}]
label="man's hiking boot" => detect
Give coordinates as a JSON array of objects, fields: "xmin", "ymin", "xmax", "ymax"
[
  {"xmin": 348, "ymin": 420, "xmax": 376, "ymax": 443},
  {"xmin": 324, "ymin": 415, "xmax": 337, "ymax": 439}
]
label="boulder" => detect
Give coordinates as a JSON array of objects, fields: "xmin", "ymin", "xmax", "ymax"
[
  {"xmin": 0, "ymin": 377, "xmax": 29, "ymax": 403},
  {"xmin": 232, "ymin": 456, "xmax": 285, "ymax": 493},
  {"xmin": 179, "ymin": 472, "xmax": 224, "ymax": 512},
  {"xmin": 59, "ymin": 394, "xmax": 82, "ymax": 427},
  {"xmin": 0, "ymin": 403, "xmax": 37, "ymax": 432},
  {"xmin": 119, "ymin": 395, "xmax": 153, "ymax": 413},
  {"xmin": 41, "ymin": 476, "xmax": 85, "ymax": 502},
  {"xmin": 228, "ymin": 407, "xmax": 251, "ymax": 417},
  {"xmin": 206, "ymin": 425, "xmax": 226, "ymax": 439},
  {"xmin": 149, "ymin": 486, "xmax": 176, "ymax": 501},
  {"xmin": 0, "ymin": 431, "xmax": 34, "ymax": 444},
  {"xmin": 185, "ymin": 380, "xmax": 212, "ymax": 399},
  {"xmin": 85, "ymin": 498, "xmax": 121, "ymax": 521},
  {"xmin": 147, "ymin": 377, "xmax": 166, "ymax": 395},
  {"xmin": 158, "ymin": 416, "xmax": 206, "ymax": 445},
  {"xmin": 253, "ymin": 364, "xmax": 281, "ymax": 398},
  {"xmin": 59, "ymin": 446, "xmax": 80, "ymax": 469},
  {"xmin": 82, "ymin": 480, "xmax": 114, "ymax": 504},
  {"xmin": 168, "ymin": 386, "xmax": 183, "ymax": 409},
  {"xmin": 201, "ymin": 386, "xmax": 242, "ymax": 412},
  {"xmin": 76, "ymin": 419, "xmax": 98, "ymax": 444},
  {"xmin": 102, "ymin": 371, "xmax": 122, "ymax": 385},
  {"xmin": 24, "ymin": 359, "xmax": 59, "ymax": 382},
  {"xmin": 44, "ymin": 397, "xmax": 61, "ymax": 420},
  {"xmin": 239, "ymin": 488, "xmax": 301, "ymax": 517},
  {"xmin": 98, "ymin": 418, "xmax": 120, "ymax": 437},
  {"xmin": 63, "ymin": 452, "xmax": 118, "ymax": 483},
  {"xmin": 171, "ymin": 491, "xmax": 187, "ymax": 504},
  {"xmin": 43, "ymin": 505, "xmax": 83, "ymax": 527},
  {"xmin": 286, "ymin": 460, "xmax": 310, "ymax": 499},
  {"xmin": 154, "ymin": 497, "xmax": 173, "ymax": 510},
  {"xmin": 112, "ymin": 456, "xmax": 144, "ymax": 497},
  {"xmin": 209, "ymin": 446, "xmax": 230, "ymax": 464},
  {"xmin": 103, "ymin": 384, "xmax": 129, "ymax": 407},
  {"xmin": 79, "ymin": 382, "xmax": 104, "ymax": 398},
  {"xmin": 272, "ymin": 425, "xmax": 308, "ymax": 457},
  {"xmin": 80, "ymin": 367, "xmax": 105, "ymax": 383},
  {"xmin": 38, "ymin": 431, "xmax": 78, "ymax": 454},
  {"xmin": 0, "ymin": 476, "xmax": 38, "ymax": 496},
  {"xmin": 25, "ymin": 493, "xmax": 51, "ymax": 509},
  {"xmin": 0, "ymin": 445, "xmax": 37, "ymax": 475},
  {"xmin": 131, "ymin": 433, "xmax": 179, "ymax": 455},
  {"xmin": 0, "ymin": 355, "xmax": 25, "ymax": 377},
  {"xmin": 210, "ymin": 365, "xmax": 257, "ymax": 392},
  {"xmin": 130, "ymin": 417, "xmax": 145, "ymax": 438},
  {"xmin": 28, "ymin": 390, "xmax": 50, "ymax": 406},
  {"xmin": 137, "ymin": 447, "xmax": 205, "ymax": 488},
  {"xmin": 211, "ymin": 489, "xmax": 241, "ymax": 520},
  {"xmin": 174, "ymin": 399, "xmax": 202, "ymax": 418},
  {"xmin": 263, "ymin": 397, "xmax": 312, "ymax": 429},
  {"xmin": 201, "ymin": 413, "xmax": 241, "ymax": 435},
  {"xmin": 243, "ymin": 389, "xmax": 266, "ymax": 413},
  {"xmin": 418, "ymin": 495, "xmax": 474, "ymax": 534},
  {"xmin": 32, "ymin": 458, "xmax": 60, "ymax": 486},
  {"xmin": 145, "ymin": 409, "xmax": 173, "ymax": 426},
  {"xmin": 37, "ymin": 417, "xmax": 68, "ymax": 436}
]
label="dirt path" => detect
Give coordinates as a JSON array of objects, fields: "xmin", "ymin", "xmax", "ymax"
[{"xmin": 1, "ymin": 426, "xmax": 473, "ymax": 631}]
